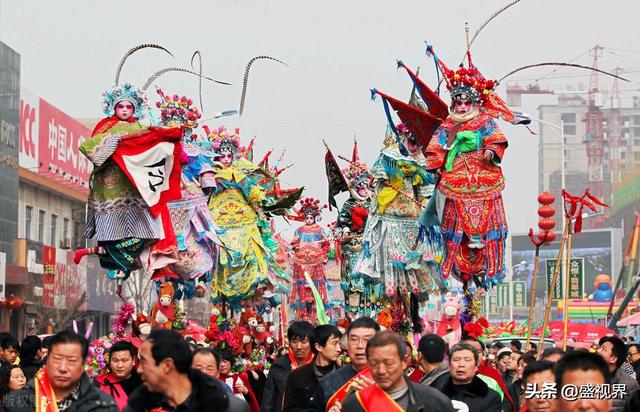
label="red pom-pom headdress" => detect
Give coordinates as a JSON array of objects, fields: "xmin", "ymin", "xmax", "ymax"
[
  {"xmin": 428, "ymin": 45, "xmax": 514, "ymax": 122},
  {"xmin": 299, "ymin": 197, "xmax": 327, "ymax": 218}
]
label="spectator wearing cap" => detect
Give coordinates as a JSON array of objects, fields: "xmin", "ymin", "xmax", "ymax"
[
  {"xmin": 555, "ymin": 351, "xmax": 611, "ymax": 412},
  {"xmin": 521, "ymin": 360, "xmax": 557, "ymax": 412},
  {"xmin": 418, "ymin": 334, "xmax": 449, "ymax": 386},
  {"xmin": 432, "ymin": 343, "xmax": 502, "ymax": 412},
  {"xmin": 597, "ymin": 336, "xmax": 639, "ymax": 412}
]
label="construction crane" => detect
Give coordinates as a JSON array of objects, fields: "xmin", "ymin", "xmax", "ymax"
[
  {"xmin": 608, "ymin": 67, "xmax": 623, "ymax": 187},
  {"xmin": 584, "ymin": 45, "xmax": 608, "ymax": 228}
]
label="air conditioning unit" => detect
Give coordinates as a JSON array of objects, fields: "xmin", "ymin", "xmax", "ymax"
[{"xmin": 60, "ymin": 238, "xmax": 71, "ymax": 249}]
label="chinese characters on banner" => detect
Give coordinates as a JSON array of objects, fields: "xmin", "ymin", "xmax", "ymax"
[
  {"xmin": 42, "ymin": 246, "xmax": 87, "ymax": 310},
  {"xmin": 545, "ymin": 258, "xmax": 585, "ymax": 300},
  {"xmin": 42, "ymin": 246, "xmax": 56, "ymax": 307},
  {"xmin": 513, "ymin": 281, "xmax": 526, "ymax": 307},
  {"xmin": 37, "ymin": 98, "xmax": 91, "ymax": 189}
]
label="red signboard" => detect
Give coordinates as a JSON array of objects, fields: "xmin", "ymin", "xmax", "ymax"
[
  {"xmin": 38, "ymin": 98, "xmax": 92, "ymax": 189},
  {"xmin": 42, "ymin": 246, "xmax": 56, "ymax": 308},
  {"xmin": 19, "ymin": 88, "xmax": 39, "ymax": 170},
  {"xmin": 54, "ymin": 249, "xmax": 87, "ymax": 311}
]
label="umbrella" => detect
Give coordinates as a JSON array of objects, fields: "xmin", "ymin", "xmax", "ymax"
[{"xmin": 578, "ymin": 324, "xmax": 615, "ymax": 343}]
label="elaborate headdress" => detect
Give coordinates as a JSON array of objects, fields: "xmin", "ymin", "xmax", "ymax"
[
  {"xmin": 101, "ymin": 82, "xmax": 150, "ymax": 119},
  {"xmin": 299, "ymin": 197, "xmax": 326, "ymax": 218},
  {"xmin": 341, "ymin": 141, "xmax": 372, "ymax": 191},
  {"xmin": 436, "ymin": 56, "xmax": 494, "ymax": 105},
  {"xmin": 155, "ymin": 88, "xmax": 202, "ymax": 128},
  {"xmin": 204, "ymin": 125, "xmax": 243, "ymax": 156},
  {"xmin": 427, "ymin": 45, "xmax": 514, "ymax": 122}
]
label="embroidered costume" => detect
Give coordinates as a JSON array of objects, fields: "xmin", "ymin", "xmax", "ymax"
[
  {"xmin": 288, "ymin": 197, "xmax": 330, "ymax": 320},
  {"xmin": 206, "ymin": 127, "xmax": 288, "ymax": 303},
  {"xmin": 354, "ymin": 124, "xmax": 444, "ymax": 310}
]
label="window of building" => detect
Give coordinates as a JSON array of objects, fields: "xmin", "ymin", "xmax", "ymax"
[
  {"xmin": 25, "ymin": 206, "xmax": 33, "ymax": 240},
  {"xmin": 634, "ymin": 115, "xmax": 640, "ymax": 124},
  {"xmin": 563, "ymin": 124, "xmax": 577, "ymax": 135},
  {"xmin": 38, "ymin": 210, "xmax": 45, "ymax": 243},
  {"xmin": 50, "ymin": 214, "xmax": 58, "ymax": 246},
  {"xmin": 63, "ymin": 218, "xmax": 69, "ymax": 245},
  {"xmin": 561, "ymin": 113, "xmax": 577, "ymax": 123}
]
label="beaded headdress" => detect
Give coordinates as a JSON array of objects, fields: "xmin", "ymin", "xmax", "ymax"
[
  {"xmin": 299, "ymin": 197, "xmax": 327, "ymax": 218},
  {"xmin": 101, "ymin": 82, "xmax": 150, "ymax": 119},
  {"xmin": 156, "ymin": 88, "xmax": 202, "ymax": 128},
  {"xmin": 204, "ymin": 125, "xmax": 243, "ymax": 156}
]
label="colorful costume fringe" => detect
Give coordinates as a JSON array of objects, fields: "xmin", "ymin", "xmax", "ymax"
[
  {"xmin": 209, "ymin": 158, "xmax": 288, "ymax": 302},
  {"xmin": 426, "ymin": 113, "xmax": 508, "ymax": 285},
  {"xmin": 289, "ymin": 223, "xmax": 330, "ymax": 320},
  {"xmin": 80, "ymin": 119, "xmax": 162, "ymax": 275},
  {"xmin": 355, "ymin": 144, "xmax": 444, "ymax": 305}
]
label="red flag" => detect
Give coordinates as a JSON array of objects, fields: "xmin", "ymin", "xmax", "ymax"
[
  {"xmin": 111, "ymin": 126, "xmax": 184, "ymax": 217},
  {"xmin": 375, "ymin": 90, "xmax": 443, "ymax": 147}
]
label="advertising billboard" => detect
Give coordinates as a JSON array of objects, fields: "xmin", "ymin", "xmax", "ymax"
[{"xmin": 511, "ymin": 228, "xmax": 622, "ymax": 303}]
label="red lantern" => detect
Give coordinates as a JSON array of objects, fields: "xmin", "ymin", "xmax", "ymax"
[
  {"xmin": 538, "ymin": 218, "xmax": 556, "ymax": 231},
  {"xmin": 538, "ymin": 192, "xmax": 556, "ymax": 205},
  {"xmin": 537, "ymin": 205, "xmax": 556, "ymax": 218},
  {"xmin": 544, "ymin": 231, "xmax": 557, "ymax": 243},
  {"xmin": 7, "ymin": 295, "xmax": 23, "ymax": 311}
]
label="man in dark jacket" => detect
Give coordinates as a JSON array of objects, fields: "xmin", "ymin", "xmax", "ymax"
[
  {"xmin": 261, "ymin": 320, "xmax": 314, "ymax": 412},
  {"xmin": 342, "ymin": 331, "xmax": 454, "ymax": 412},
  {"xmin": 5, "ymin": 330, "xmax": 118, "ymax": 412},
  {"xmin": 628, "ymin": 343, "xmax": 640, "ymax": 385},
  {"xmin": 418, "ymin": 334, "xmax": 449, "ymax": 386},
  {"xmin": 597, "ymin": 336, "xmax": 640, "ymax": 412},
  {"xmin": 282, "ymin": 324, "xmax": 342, "ymax": 411},
  {"xmin": 432, "ymin": 343, "xmax": 501, "ymax": 412},
  {"xmin": 310, "ymin": 317, "xmax": 380, "ymax": 412},
  {"xmin": 124, "ymin": 329, "xmax": 247, "ymax": 412},
  {"xmin": 18, "ymin": 335, "xmax": 42, "ymax": 380}
]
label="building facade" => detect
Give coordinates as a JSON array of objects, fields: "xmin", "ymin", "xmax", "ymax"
[{"xmin": 538, "ymin": 95, "xmax": 640, "ymax": 234}]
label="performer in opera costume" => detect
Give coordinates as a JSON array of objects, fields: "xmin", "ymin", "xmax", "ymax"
[
  {"xmin": 74, "ymin": 82, "xmax": 177, "ymax": 277},
  {"xmin": 325, "ymin": 141, "xmax": 374, "ymax": 315},
  {"xmin": 354, "ymin": 122, "xmax": 444, "ymax": 316},
  {"xmin": 288, "ymin": 197, "xmax": 330, "ymax": 320},
  {"xmin": 206, "ymin": 126, "xmax": 288, "ymax": 303},
  {"xmin": 154, "ymin": 88, "xmax": 222, "ymax": 291},
  {"xmin": 424, "ymin": 51, "xmax": 510, "ymax": 287}
]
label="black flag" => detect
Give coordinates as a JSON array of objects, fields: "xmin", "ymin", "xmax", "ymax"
[{"xmin": 324, "ymin": 141, "xmax": 348, "ymax": 210}]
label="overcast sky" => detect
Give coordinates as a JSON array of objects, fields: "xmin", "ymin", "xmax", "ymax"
[{"xmin": 2, "ymin": 0, "xmax": 639, "ymax": 235}]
